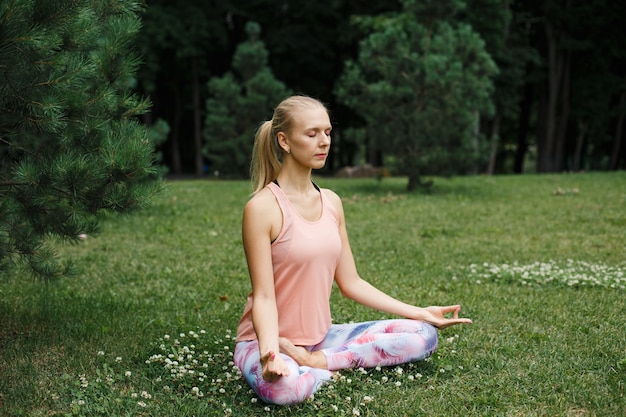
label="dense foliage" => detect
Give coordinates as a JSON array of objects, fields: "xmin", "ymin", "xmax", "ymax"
[
  {"xmin": 0, "ymin": 0, "xmax": 160, "ymax": 278},
  {"xmin": 138, "ymin": 0, "xmax": 626, "ymax": 176}
]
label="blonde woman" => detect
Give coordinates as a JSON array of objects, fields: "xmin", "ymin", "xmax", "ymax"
[{"xmin": 234, "ymin": 95, "xmax": 472, "ymax": 405}]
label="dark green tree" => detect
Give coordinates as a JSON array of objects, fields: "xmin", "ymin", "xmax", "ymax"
[
  {"xmin": 137, "ymin": 0, "xmax": 229, "ymax": 176},
  {"xmin": 463, "ymin": 0, "xmax": 539, "ymax": 174},
  {"xmin": 203, "ymin": 22, "xmax": 291, "ymax": 178},
  {"xmin": 336, "ymin": 0, "xmax": 497, "ymax": 190},
  {"xmin": 0, "ymin": 0, "xmax": 160, "ymax": 279}
]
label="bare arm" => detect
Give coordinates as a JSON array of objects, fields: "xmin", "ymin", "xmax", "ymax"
[
  {"xmin": 325, "ymin": 190, "xmax": 472, "ymax": 329},
  {"xmin": 242, "ymin": 193, "xmax": 290, "ymax": 380}
]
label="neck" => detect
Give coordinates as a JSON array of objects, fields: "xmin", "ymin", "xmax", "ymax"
[{"xmin": 276, "ymin": 166, "xmax": 314, "ymax": 194}]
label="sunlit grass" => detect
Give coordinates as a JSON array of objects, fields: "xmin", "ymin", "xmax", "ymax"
[{"xmin": 1, "ymin": 172, "xmax": 625, "ymax": 416}]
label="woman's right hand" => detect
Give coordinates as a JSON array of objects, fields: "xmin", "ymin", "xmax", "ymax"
[{"xmin": 260, "ymin": 350, "xmax": 290, "ymax": 381}]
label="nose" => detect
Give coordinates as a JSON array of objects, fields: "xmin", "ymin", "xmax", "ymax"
[{"xmin": 320, "ymin": 132, "xmax": 331, "ymax": 146}]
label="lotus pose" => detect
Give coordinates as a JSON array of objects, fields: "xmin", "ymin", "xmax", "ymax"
[{"xmin": 234, "ymin": 95, "xmax": 472, "ymax": 405}]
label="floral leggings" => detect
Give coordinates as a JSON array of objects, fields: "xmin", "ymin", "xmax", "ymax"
[{"xmin": 234, "ymin": 319, "xmax": 438, "ymax": 405}]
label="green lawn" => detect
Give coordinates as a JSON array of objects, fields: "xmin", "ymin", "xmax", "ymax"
[{"xmin": 1, "ymin": 173, "xmax": 625, "ymax": 416}]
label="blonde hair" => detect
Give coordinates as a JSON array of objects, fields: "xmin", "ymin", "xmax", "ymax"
[{"xmin": 250, "ymin": 95, "xmax": 328, "ymax": 194}]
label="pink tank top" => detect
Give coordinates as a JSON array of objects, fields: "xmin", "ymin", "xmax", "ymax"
[{"xmin": 236, "ymin": 182, "xmax": 342, "ymax": 345}]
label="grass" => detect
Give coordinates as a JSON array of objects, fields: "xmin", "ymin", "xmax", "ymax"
[{"xmin": 1, "ymin": 172, "xmax": 625, "ymax": 416}]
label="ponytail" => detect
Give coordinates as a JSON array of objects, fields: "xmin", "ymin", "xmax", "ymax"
[{"xmin": 250, "ymin": 120, "xmax": 281, "ymax": 195}]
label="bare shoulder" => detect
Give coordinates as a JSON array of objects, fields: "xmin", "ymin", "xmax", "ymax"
[
  {"xmin": 245, "ymin": 187, "xmax": 279, "ymax": 217},
  {"xmin": 321, "ymin": 188, "xmax": 345, "ymax": 217},
  {"xmin": 243, "ymin": 187, "xmax": 282, "ymax": 238}
]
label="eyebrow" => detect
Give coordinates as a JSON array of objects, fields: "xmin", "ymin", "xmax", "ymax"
[{"xmin": 304, "ymin": 125, "xmax": 332, "ymax": 131}]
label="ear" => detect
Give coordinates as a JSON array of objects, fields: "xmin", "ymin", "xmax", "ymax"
[{"xmin": 277, "ymin": 132, "xmax": 290, "ymax": 154}]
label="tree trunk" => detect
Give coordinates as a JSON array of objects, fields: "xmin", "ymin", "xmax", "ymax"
[
  {"xmin": 191, "ymin": 57, "xmax": 204, "ymax": 177},
  {"xmin": 542, "ymin": 20, "xmax": 564, "ymax": 172},
  {"xmin": 610, "ymin": 89, "xmax": 626, "ymax": 170},
  {"xmin": 554, "ymin": 49, "xmax": 571, "ymax": 171},
  {"xmin": 535, "ymin": 84, "xmax": 548, "ymax": 173},
  {"xmin": 170, "ymin": 88, "xmax": 182, "ymax": 175},
  {"xmin": 514, "ymin": 78, "xmax": 533, "ymax": 173},
  {"xmin": 487, "ymin": 112, "xmax": 501, "ymax": 175},
  {"xmin": 573, "ymin": 120, "xmax": 587, "ymax": 172},
  {"xmin": 471, "ymin": 111, "xmax": 480, "ymax": 174}
]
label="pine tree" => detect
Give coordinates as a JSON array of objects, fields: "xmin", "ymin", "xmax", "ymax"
[
  {"xmin": 336, "ymin": 0, "xmax": 497, "ymax": 190},
  {"xmin": 203, "ymin": 22, "xmax": 291, "ymax": 178},
  {"xmin": 0, "ymin": 0, "xmax": 160, "ymax": 279}
]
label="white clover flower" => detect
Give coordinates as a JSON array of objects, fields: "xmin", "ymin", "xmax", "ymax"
[
  {"xmin": 352, "ymin": 407, "xmax": 361, "ymax": 416},
  {"xmin": 415, "ymin": 373, "xmax": 422, "ymax": 378},
  {"xmin": 363, "ymin": 396, "xmax": 373, "ymax": 403},
  {"xmin": 191, "ymin": 386, "xmax": 200, "ymax": 395},
  {"xmin": 77, "ymin": 400, "xmax": 85, "ymax": 406},
  {"xmin": 408, "ymin": 375, "xmax": 415, "ymax": 381},
  {"xmin": 137, "ymin": 401, "xmax": 147, "ymax": 407},
  {"xmin": 264, "ymin": 406, "xmax": 271, "ymax": 411},
  {"xmin": 395, "ymin": 381, "xmax": 402, "ymax": 387},
  {"xmin": 395, "ymin": 367, "xmax": 403, "ymax": 375},
  {"xmin": 381, "ymin": 376, "xmax": 388, "ymax": 383},
  {"xmin": 331, "ymin": 404, "xmax": 339, "ymax": 412},
  {"xmin": 164, "ymin": 334, "xmax": 170, "ymax": 340},
  {"xmin": 115, "ymin": 357, "xmax": 122, "ymax": 363},
  {"xmin": 251, "ymin": 398, "xmax": 257, "ymax": 403},
  {"xmin": 141, "ymin": 391, "xmax": 152, "ymax": 399},
  {"xmin": 125, "ymin": 371, "xmax": 132, "ymax": 378},
  {"xmin": 97, "ymin": 350, "xmax": 105, "ymax": 356}
]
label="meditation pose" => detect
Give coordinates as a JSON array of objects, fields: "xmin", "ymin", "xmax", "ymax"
[{"xmin": 234, "ymin": 95, "xmax": 472, "ymax": 405}]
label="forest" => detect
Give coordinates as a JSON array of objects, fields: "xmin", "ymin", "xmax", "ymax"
[{"xmin": 136, "ymin": 0, "xmax": 626, "ymax": 179}]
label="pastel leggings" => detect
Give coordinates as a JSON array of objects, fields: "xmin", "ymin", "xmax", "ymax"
[{"xmin": 234, "ymin": 319, "xmax": 438, "ymax": 405}]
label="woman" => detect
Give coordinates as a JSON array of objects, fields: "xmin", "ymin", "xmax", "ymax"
[{"xmin": 234, "ymin": 95, "xmax": 472, "ymax": 405}]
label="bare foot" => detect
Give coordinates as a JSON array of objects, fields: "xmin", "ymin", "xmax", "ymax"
[{"xmin": 279, "ymin": 337, "xmax": 328, "ymax": 369}]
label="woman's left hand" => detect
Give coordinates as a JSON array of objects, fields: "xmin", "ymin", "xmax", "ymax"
[{"xmin": 415, "ymin": 305, "xmax": 472, "ymax": 329}]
